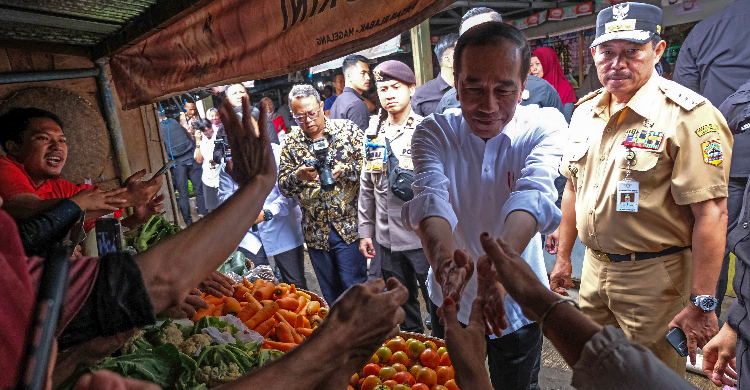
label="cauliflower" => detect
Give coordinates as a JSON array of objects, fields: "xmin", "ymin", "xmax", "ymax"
[
  {"xmin": 196, "ymin": 363, "xmax": 242, "ymax": 387},
  {"xmin": 118, "ymin": 330, "xmax": 147, "ymax": 355},
  {"xmin": 179, "ymin": 334, "xmax": 212, "ymax": 356},
  {"xmin": 158, "ymin": 322, "xmax": 184, "ymax": 346}
]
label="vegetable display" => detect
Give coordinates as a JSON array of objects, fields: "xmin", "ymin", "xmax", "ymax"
[
  {"xmin": 192, "ymin": 279, "xmax": 326, "ymax": 352},
  {"xmin": 60, "ymin": 318, "xmax": 283, "ymax": 390},
  {"xmin": 124, "ymin": 213, "xmax": 182, "ymax": 252},
  {"xmin": 349, "ymin": 335, "xmax": 462, "ymax": 390}
]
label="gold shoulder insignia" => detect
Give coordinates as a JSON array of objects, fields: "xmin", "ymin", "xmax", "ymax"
[
  {"xmin": 659, "ymin": 81, "xmax": 707, "ymax": 112},
  {"xmin": 575, "ymin": 87, "xmax": 604, "ymax": 107}
]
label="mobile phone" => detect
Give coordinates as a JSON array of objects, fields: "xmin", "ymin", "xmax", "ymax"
[
  {"xmin": 666, "ymin": 327, "xmax": 688, "ymax": 357},
  {"xmin": 95, "ymin": 218, "xmax": 122, "ymax": 256},
  {"xmin": 154, "ymin": 159, "xmax": 177, "ymax": 177}
]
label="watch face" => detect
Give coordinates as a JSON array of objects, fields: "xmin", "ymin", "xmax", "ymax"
[{"xmin": 699, "ymin": 296, "xmax": 717, "ymax": 311}]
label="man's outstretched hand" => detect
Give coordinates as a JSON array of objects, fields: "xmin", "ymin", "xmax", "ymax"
[
  {"xmin": 436, "ymin": 249, "xmax": 474, "ymax": 313},
  {"xmin": 218, "ymin": 96, "xmax": 276, "ymax": 188},
  {"xmin": 442, "ymin": 297, "xmax": 493, "ymax": 390},
  {"xmin": 476, "ymin": 255, "xmax": 508, "ymax": 337}
]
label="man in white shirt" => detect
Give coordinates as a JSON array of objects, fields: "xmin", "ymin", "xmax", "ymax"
[
  {"xmin": 218, "ymin": 142, "xmax": 308, "ymax": 288},
  {"xmin": 402, "ymin": 22, "xmax": 566, "ymax": 389}
]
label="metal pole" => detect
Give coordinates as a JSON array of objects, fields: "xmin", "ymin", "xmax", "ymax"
[
  {"xmin": 410, "ymin": 20, "xmax": 433, "ymax": 87},
  {"xmin": 0, "ymin": 68, "xmax": 98, "ymax": 85},
  {"xmin": 95, "ymin": 60, "xmax": 132, "ymax": 181}
]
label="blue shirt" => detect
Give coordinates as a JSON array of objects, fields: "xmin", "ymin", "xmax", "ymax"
[
  {"xmin": 401, "ymin": 105, "xmax": 566, "ymax": 332},
  {"xmin": 324, "ymin": 95, "xmax": 338, "ymax": 111}
]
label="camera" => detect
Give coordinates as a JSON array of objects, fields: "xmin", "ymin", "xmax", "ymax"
[
  {"xmin": 214, "ymin": 138, "xmax": 231, "ymax": 162},
  {"xmin": 305, "ymin": 138, "xmax": 336, "ymax": 192}
]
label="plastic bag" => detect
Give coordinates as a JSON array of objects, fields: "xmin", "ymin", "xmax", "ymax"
[{"xmin": 217, "ymin": 251, "xmax": 247, "ymax": 275}]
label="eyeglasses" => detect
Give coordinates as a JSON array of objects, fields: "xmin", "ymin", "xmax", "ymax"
[{"xmin": 293, "ymin": 108, "xmax": 321, "ymax": 124}]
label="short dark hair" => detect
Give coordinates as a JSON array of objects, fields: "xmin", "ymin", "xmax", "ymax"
[
  {"xmin": 651, "ymin": 33, "xmax": 663, "ymax": 49},
  {"xmin": 323, "ymin": 85, "xmax": 333, "ymax": 92},
  {"xmin": 462, "ymin": 7, "xmax": 499, "ymax": 23},
  {"xmin": 0, "ymin": 107, "xmax": 64, "ymax": 152},
  {"xmin": 454, "ymin": 22, "xmax": 530, "ymax": 86},
  {"xmin": 342, "ymin": 54, "xmax": 369, "ymax": 75},
  {"xmin": 435, "ymin": 33, "xmax": 460, "ymax": 66}
]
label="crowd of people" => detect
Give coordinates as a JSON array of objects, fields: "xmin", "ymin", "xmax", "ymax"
[{"xmin": 2, "ymin": 1, "xmax": 750, "ymax": 389}]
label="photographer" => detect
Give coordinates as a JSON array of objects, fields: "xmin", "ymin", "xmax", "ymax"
[
  {"xmin": 193, "ymin": 117, "xmax": 221, "ymax": 212},
  {"xmin": 278, "ymin": 84, "xmax": 367, "ymax": 304}
]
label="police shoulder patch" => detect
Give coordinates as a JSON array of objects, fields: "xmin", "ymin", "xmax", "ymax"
[
  {"xmin": 701, "ymin": 139, "xmax": 723, "ymax": 166},
  {"xmin": 659, "ymin": 81, "xmax": 706, "ymax": 112},
  {"xmin": 695, "ymin": 124, "xmax": 719, "ymax": 137}
]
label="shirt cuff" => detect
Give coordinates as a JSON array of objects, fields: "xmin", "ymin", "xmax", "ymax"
[
  {"xmin": 401, "ymin": 192, "xmax": 458, "ymax": 232},
  {"xmin": 500, "ymin": 190, "xmax": 561, "ymax": 235},
  {"xmin": 359, "ymin": 223, "xmax": 375, "ymax": 239}
]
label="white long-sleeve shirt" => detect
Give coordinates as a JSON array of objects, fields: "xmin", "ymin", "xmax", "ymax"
[
  {"xmin": 402, "ymin": 105, "xmax": 565, "ymax": 333},
  {"xmin": 218, "ymin": 143, "xmax": 304, "ymax": 256}
]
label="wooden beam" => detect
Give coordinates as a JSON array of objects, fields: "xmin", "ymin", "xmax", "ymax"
[
  {"xmin": 410, "ymin": 20, "xmax": 433, "ymax": 87},
  {"xmin": 577, "ymin": 30, "xmax": 584, "ymax": 88},
  {"xmin": 0, "ymin": 39, "xmax": 91, "ymax": 59}
]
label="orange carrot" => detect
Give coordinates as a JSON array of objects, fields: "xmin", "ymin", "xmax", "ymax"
[
  {"xmin": 301, "ymin": 316, "xmax": 310, "ymax": 328},
  {"xmin": 233, "ymin": 285, "xmax": 250, "ymax": 300},
  {"xmin": 276, "ymin": 297, "xmax": 299, "ymax": 311},
  {"xmin": 252, "ymin": 317, "xmax": 277, "ymax": 336},
  {"xmin": 274, "ymin": 312, "xmax": 303, "ymax": 343},
  {"xmin": 318, "ymin": 307, "xmax": 329, "ymax": 318},
  {"xmin": 289, "ymin": 284, "xmax": 297, "ymax": 296},
  {"xmin": 264, "ymin": 327, "xmax": 275, "ymax": 338},
  {"xmin": 204, "ymin": 295, "xmax": 226, "ymax": 305},
  {"xmin": 213, "ymin": 307, "xmax": 223, "ymax": 317},
  {"xmin": 263, "ymin": 340, "xmax": 296, "ymax": 352},
  {"xmin": 309, "ymin": 314, "xmax": 323, "ymax": 328},
  {"xmin": 295, "ymin": 296, "xmax": 308, "ymax": 313},
  {"xmin": 295, "ymin": 327, "xmax": 314, "ymax": 336},
  {"xmin": 243, "ymin": 277, "xmax": 253, "ymax": 289},
  {"xmin": 243, "ymin": 293, "xmax": 264, "ymax": 311},
  {"xmin": 240, "ymin": 302, "xmax": 248, "ymax": 307},
  {"xmin": 192, "ymin": 303, "xmax": 216, "ymax": 321},
  {"xmin": 277, "ymin": 309, "xmax": 297, "ymax": 325},
  {"xmin": 254, "ymin": 281, "xmax": 275, "ymax": 301},
  {"xmin": 274, "ymin": 284, "xmax": 290, "ymax": 298},
  {"xmin": 275, "ymin": 322, "xmax": 295, "ymax": 343},
  {"xmin": 250, "ymin": 279, "xmax": 264, "ymax": 295},
  {"xmin": 244, "ymin": 301, "xmax": 279, "ymax": 329},
  {"xmin": 222, "ymin": 297, "xmax": 242, "ymax": 316},
  {"xmin": 305, "ymin": 301, "xmax": 321, "ymax": 317}
]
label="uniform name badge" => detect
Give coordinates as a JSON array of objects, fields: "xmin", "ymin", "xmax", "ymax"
[
  {"xmin": 366, "ymin": 138, "xmax": 386, "ymax": 172},
  {"xmin": 399, "ymin": 143, "xmax": 413, "ymax": 170},
  {"xmin": 617, "ymin": 147, "xmax": 638, "ymax": 212}
]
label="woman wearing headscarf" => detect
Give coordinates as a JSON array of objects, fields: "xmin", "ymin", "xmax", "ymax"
[
  {"xmin": 530, "ymin": 47, "xmax": 577, "ymax": 122},
  {"xmin": 260, "ymin": 97, "xmax": 287, "ymax": 136}
]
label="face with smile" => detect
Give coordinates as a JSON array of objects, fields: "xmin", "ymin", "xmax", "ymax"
[
  {"xmin": 529, "ymin": 55, "xmax": 543, "ymax": 78},
  {"xmin": 185, "ymin": 102, "xmax": 198, "ymax": 118},
  {"xmin": 291, "ymin": 96, "xmax": 325, "ymax": 139},
  {"xmin": 9, "ymin": 118, "xmax": 67, "ymax": 185},
  {"xmin": 377, "ymin": 80, "xmax": 415, "ymax": 117},
  {"xmin": 226, "ymin": 84, "xmax": 249, "ymax": 108},
  {"xmin": 592, "ymin": 39, "xmax": 665, "ymax": 101},
  {"xmin": 456, "ymin": 41, "xmax": 526, "ymax": 140}
]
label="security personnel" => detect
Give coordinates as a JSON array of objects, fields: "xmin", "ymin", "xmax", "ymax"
[
  {"xmin": 358, "ymin": 60, "xmax": 429, "ymax": 333},
  {"xmin": 550, "ymin": 2, "xmax": 733, "ymax": 375}
]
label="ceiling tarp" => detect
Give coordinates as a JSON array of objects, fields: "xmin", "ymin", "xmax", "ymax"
[{"xmin": 110, "ymin": 0, "xmax": 453, "ymax": 110}]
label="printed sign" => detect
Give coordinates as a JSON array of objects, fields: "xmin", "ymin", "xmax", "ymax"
[{"xmin": 110, "ymin": 0, "xmax": 455, "ymax": 109}]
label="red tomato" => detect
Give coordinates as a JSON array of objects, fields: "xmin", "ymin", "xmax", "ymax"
[
  {"xmin": 383, "ymin": 380, "xmax": 398, "ymax": 389},
  {"xmin": 391, "ymin": 363, "xmax": 407, "ymax": 372},
  {"xmin": 416, "ymin": 367, "xmax": 437, "ymax": 387},
  {"xmin": 439, "ymin": 352, "xmax": 451, "ymax": 367},
  {"xmin": 436, "ymin": 366, "xmax": 454, "ymax": 385},
  {"xmin": 420, "ymin": 349, "xmax": 440, "ymax": 369},
  {"xmin": 412, "ymin": 384, "xmax": 430, "ymax": 390},
  {"xmin": 392, "ymin": 371, "xmax": 416, "ymax": 387},
  {"xmin": 385, "ymin": 337, "xmax": 408, "ymax": 353},
  {"xmin": 361, "ymin": 375, "xmax": 383, "ymax": 390},
  {"xmin": 434, "ymin": 386, "xmax": 448, "ymax": 390},
  {"xmin": 363, "ymin": 363, "xmax": 381, "ymax": 378}
]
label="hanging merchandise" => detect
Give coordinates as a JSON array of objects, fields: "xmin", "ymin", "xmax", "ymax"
[
  {"xmin": 576, "ymin": 2, "xmax": 594, "ymax": 16},
  {"xmin": 527, "ymin": 13, "xmax": 540, "ymax": 27}
]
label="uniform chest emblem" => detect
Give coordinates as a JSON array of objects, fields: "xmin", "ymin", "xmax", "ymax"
[
  {"xmin": 701, "ymin": 140, "xmax": 723, "ymax": 166},
  {"xmin": 622, "ymin": 129, "xmax": 664, "ymax": 150}
]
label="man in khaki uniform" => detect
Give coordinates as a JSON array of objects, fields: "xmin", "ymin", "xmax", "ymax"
[
  {"xmin": 359, "ymin": 60, "xmax": 429, "ymax": 333},
  {"xmin": 550, "ymin": 2, "xmax": 732, "ymax": 375}
]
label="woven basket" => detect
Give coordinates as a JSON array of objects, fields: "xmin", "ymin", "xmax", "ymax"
[
  {"xmin": 399, "ymin": 331, "xmax": 445, "ymax": 349},
  {"xmin": 298, "ymin": 288, "xmax": 329, "ymax": 310}
]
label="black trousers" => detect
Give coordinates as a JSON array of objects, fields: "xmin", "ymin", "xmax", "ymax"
[
  {"xmin": 430, "ymin": 301, "xmax": 543, "ymax": 390},
  {"xmin": 170, "ymin": 159, "xmax": 205, "ymax": 225},
  {"xmin": 717, "ymin": 176, "xmax": 749, "ymax": 320},
  {"xmin": 273, "ymin": 245, "xmax": 308, "ymax": 290},
  {"xmin": 380, "ymin": 246, "xmax": 429, "ymax": 333}
]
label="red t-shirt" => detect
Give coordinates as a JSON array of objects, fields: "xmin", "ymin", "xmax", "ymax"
[{"xmin": 0, "ymin": 155, "xmax": 81, "ymax": 201}]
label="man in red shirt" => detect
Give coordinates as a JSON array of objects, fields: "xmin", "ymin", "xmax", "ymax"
[{"xmin": 0, "ymin": 108, "xmax": 164, "ymax": 229}]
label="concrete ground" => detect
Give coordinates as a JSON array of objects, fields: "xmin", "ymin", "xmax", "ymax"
[{"xmin": 188, "ymin": 198, "xmax": 725, "ymax": 388}]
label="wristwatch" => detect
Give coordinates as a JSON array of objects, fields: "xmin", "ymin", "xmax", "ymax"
[
  {"xmin": 690, "ymin": 294, "xmax": 718, "ymax": 311},
  {"xmin": 263, "ymin": 209, "xmax": 274, "ymax": 222}
]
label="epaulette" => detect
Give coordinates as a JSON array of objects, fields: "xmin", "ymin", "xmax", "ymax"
[
  {"xmin": 659, "ymin": 81, "xmax": 706, "ymax": 112},
  {"xmin": 575, "ymin": 87, "xmax": 604, "ymax": 107}
]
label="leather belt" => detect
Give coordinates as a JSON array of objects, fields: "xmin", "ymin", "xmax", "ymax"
[{"xmin": 593, "ymin": 246, "xmax": 691, "ymax": 263}]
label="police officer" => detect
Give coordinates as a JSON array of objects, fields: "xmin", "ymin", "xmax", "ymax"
[
  {"xmin": 550, "ymin": 2, "xmax": 732, "ymax": 375},
  {"xmin": 358, "ymin": 60, "xmax": 429, "ymax": 333}
]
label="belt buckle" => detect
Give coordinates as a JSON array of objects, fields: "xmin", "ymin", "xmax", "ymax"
[{"xmin": 594, "ymin": 250, "xmax": 611, "ymax": 262}]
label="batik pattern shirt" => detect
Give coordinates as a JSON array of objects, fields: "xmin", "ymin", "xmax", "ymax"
[{"xmin": 278, "ymin": 119, "xmax": 364, "ymax": 250}]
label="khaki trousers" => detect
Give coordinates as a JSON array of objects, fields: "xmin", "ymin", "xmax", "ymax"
[{"xmin": 579, "ymin": 248, "xmax": 692, "ymax": 376}]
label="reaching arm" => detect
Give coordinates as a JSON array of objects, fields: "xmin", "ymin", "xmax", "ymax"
[{"xmin": 550, "ymin": 180, "xmax": 578, "ymax": 295}]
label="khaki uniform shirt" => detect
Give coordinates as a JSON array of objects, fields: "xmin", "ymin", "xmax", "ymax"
[
  {"xmin": 561, "ymin": 75, "xmax": 732, "ymax": 254},
  {"xmin": 358, "ymin": 110, "xmax": 423, "ymax": 252}
]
